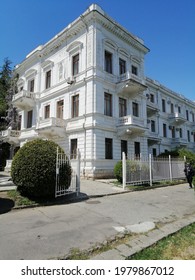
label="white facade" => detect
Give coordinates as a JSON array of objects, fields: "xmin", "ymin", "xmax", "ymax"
[{"xmin": 2, "ymin": 4, "xmax": 195, "ymax": 178}]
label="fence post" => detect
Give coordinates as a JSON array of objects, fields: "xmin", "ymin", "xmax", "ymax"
[
  {"xmin": 122, "ymin": 152, "xmax": 126, "ymax": 190},
  {"xmin": 169, "ymin": 154, "xmax": 173, "ymax": 182},
  {"xmin": 76, "ymin": 149, "xmax": 81, "ymax": 196},
  {"xmin": 149, "ymin": 154, "xmax": 152, "ymax": 186}
]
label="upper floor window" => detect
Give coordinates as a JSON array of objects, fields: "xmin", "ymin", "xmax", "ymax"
[
  {"xmin": 171, "ymin": 103, "xmax": 174, "ymax": 113},
  {"xmin": 178, "ymin": 106, "xmax": 181, "ymax": 114},
  {"xmin": 131, "ymin": 65, "xmax": 138, "ymax": 76},
  {"xmin": 27, "ymin": 110, "xmax": 33, "ymax": 128},
  {"xmin": 132, "ymin": 102, "xmax": 139, "ymax": 117},
  {"xmin": 45, "ymin": 70, "xmax": 51, "ymax": 89},
  {"xmin": 187, "ymin": 130, "xmax": 190, "ymax": 142},
  {"xmin": 163, "ymin": 123, "xmax": 167, "ymax": 137},
  {"xmin": 186, "ymin": 110, "xmax": 189, "ymax": 120},
  {"xmin": 151, "ymin": 120, "xmax": 155, "ymax": 132},
  {"xmin": 72, "ymin": 54, "xmax": 79, "ymax": 76},
  {"xmin": 72, "ymin": 95, "xmax": 79, "ymax": 118},
  {"xmin": 104, "ymin": 92, "xmax": 112, "ymax": 116},
  {"xmin": 179, "ymin": 128, "xmax": 183, "ymax": 138},
  {"xmin": 119, "ymin": 97, "xmax": 127, "ymax": 117},
  {"xmin": 150, "ymin": 94, "xmax": 154, "ymax": 103},
  {"xmin": 171, "ymin": 126, "xmax": 175, "ymax": 138},
  {"xmin": 57, "ymin": 100, "xmax": 64, "ymax": 119},
  {"xmin": 119, "ymin": 58, "xmax": 126, "ymax": 75},
  {"xmin": 162, "ymin": 99, "xmax": 166, "ymax": 112},
  {"xmin": 44, "ymin": 105, "xmax": 50, "ymax": 119},
  {"xmin": 29, "ymin": 79, "xmax": 34, "ymax": 92},
  {"xmin": 105, "ymin": 51, "xmax": 112, "ymax": 74},
  {"xmin": 192, "ymin": 112, "xmax": 195, "ymax": 122}
]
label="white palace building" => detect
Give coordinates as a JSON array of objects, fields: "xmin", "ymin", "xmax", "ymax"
[{"xmin": 1, "ymin": 4, "xmax": 195, "ymax": 178}]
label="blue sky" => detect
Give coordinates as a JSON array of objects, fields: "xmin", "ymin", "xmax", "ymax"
[{"xmin": 1, "ymin": 0, "xmax": 195, "ymax": 100}]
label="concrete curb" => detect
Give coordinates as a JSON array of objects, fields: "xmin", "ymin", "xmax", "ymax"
[{"xmin": 90, "ymin": 213, "xmax": 195, "ymax": 259}]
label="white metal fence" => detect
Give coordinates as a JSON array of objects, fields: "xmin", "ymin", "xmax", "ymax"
[
  {"xmin": 55, "ymin": 148, "xmax": 80, "ymax": 198},
  {"xmin": 122, "ymin": 152, "xmax": 185, "ymax": 189}
]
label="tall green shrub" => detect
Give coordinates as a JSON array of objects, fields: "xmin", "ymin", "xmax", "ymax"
[{"xmin": 11, "ymin": 139, "xmax": 72, "ymax": 198}]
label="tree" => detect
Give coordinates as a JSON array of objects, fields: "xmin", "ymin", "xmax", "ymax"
[{"xmin": 0, "ymin": 58, "xmax": 13, "ymax": 130}]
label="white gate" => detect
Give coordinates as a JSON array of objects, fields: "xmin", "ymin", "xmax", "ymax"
[{"xmin": 55, "ymin": 148, "xmax": 80, "ymax": 198}]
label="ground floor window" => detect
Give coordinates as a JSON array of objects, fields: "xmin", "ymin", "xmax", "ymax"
[
  {"xmin": 105, "ymin": 138, "xmax": 113, "ymax": 159},
  {"xmin": 70, "ymin": 138, "xmax": 77, "ymax": 159},
  {"xmin": 134, "ymin": 141, "xmax": 140, "ymax": 157},
  {"xmin": 27, "ymin": 110, "xmax": 33, "ymax": 128},
  {"xmin": 121, "ymin": 140, "xmax": 127, "ymax": 159}
]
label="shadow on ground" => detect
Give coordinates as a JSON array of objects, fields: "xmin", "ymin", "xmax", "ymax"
[{"xmin": 0, "ymin": 197, "xmax": 15, "ymax": 214}]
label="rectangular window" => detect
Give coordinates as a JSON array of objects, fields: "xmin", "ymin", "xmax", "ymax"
[
  {"xmin": 186, "ymin": 110, "xmax": 189, "ymax": 120},
  {"xmin": 29, "ymin": 79, "xmax": 34, "ymax": 92},
  {"xmin": 178, "ymin": 106, "xmax": 181, "ymax": 114},
  {"xmin": 70, "ymin": 139, "xmax": 77, "ymax": 159},
  {"xmin": 27, "ymin": 110, "xmax": 33, "ymax": 128},
  {"xmin": 187, "ymin": 130, "xmax": 190, "ymax": 142},
  {"xmin": 179, "ymin": 128, "xmax": 182, "ymax": 138},
  {"xmin": 131, "ymin": 65, "xmax": 138, "ymax": 75},
  {"xmin": 171, "ymin": 103, "xmax": 174, "ymax": 113},
  {"xmin": 151, "ymin": 120, "xmax": 155, "ymax": 132},
  {"xmin": 45, "ymin": 70, "xmax": 51, "ymax": 89},
  {"xmin": 192, "ymin": 112, "xmax": 195, "ymax": 122},
  {"xmin": 57, "ymin": 100, "xmax": 64, "ymax": 119},
  {"xmin": 72, "ymin": 95, "xmax": 79, "ymax": 118},
  {"xmin": 172, "ymin": 126, "xmax": 175, "ymax": 138},
  {"xmin": 134, "ymin": 142, "xmax": 140, "ymax": 157},
  {"xmin": 150, "ymin": 94, "xmax": 154, "ymax": 103},
  {"xmin": 105, "ymin": 138, "xmax": 113, "ymax": 159},
  {"xmin": 104, "ymin": 92, "xmax": 112, "ymax": 116},
  {"xmin": 121, "ymin": 140, "xmax": 127, "ymax": 159},
  {"xmin": 18, "ymin": 115, "xmax": 22, "ymax": 130},
  {"xmin": 153, "ymin": 148, "xmax": 157, "ymax": 157},
  {"xmin": 105, "ymin": 51, "xmax": 112, "ymax": 74},
  {"xmin": 119, "ymin": 97, "xmax": 127, "ymax": 117},
  {"xmin": 72, "ymin": 54, "xmax": 79, "ymax": 76},
  {"xmin": 163, "ymin": 123, "xmax": 167, "ymax": 137},
  {"xmin": 162, "ymin": 99, "xmax": 166, "ymax": 112},
  {"xmin": 44, "ymin": 105, "xmax": 50, "ymax": 119},
  {"xmin": 132, "ymin": 102, "xmax": 139, "ymax": 117},
  {"xmin": 119, "ymin": 58, "xmax": 126, "ymax": 75}
]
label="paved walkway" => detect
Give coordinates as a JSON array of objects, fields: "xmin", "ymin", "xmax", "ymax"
[{"xmin": 0, "ymin": 172, "xmax": 195, "ymax": 260}]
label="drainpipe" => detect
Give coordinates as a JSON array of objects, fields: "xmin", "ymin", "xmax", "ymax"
[{"xmin": 80, "ymin": 15, "xmax": 88, "ymax": 178}]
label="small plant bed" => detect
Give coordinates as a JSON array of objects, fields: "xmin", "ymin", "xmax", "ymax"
[{"xmin": 127, "ymin": 223, "xmax": 195, "ymax": 260}]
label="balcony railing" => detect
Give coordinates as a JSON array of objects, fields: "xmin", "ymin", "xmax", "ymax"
[
  {"xmin": 168, "ymin": 112, "xmax": 186, "ymax": 125},
  {"xmin": 117, "ymin": 115, "xmax": 147, "ymax": 136},
  {"xmin": 36, "ymin": 117, "xmax": 66, "ymax": 138},
  {"xmin": 12, "ymin": 90, "xmax": 38, "ymax": 109},
  {"xmin": 0, "ymin": 129, "xmax": 20, "ymax": 144},
  {"xmin": 116, "ymin": 71, "xmax": 147, "ymax": 97}
]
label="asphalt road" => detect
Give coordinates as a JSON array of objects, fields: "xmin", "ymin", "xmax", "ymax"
[{"xmin": 0, "ymin": 183, "xmax": 195, "ymax": 259}]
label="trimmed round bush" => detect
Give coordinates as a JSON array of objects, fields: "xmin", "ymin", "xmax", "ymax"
[{"xmin": 11, "ymin": 139, "xmax": 72, "ymax": 198}]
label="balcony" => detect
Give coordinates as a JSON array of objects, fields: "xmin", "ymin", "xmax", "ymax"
[
  {"xmin": 116, "ymin": 71, "xmax": 147, "ymax": 98},
  {"xmin": 117, "ymin": 115, "xmax": 148, "ymax": 137},
  {"xmin": 12, "ymin": 90, "xmax": 38, "ymax": 109},
  {"xmin": 168, "ymin": 112, "xmax": 186, "ymax": 125},
  {"xmin": 0, "ymin": 128, "xmax": 20, "ymax": 144},
  {"xmin": 146, "ymin": 100, "xmax": 159, "ymax": 117},
  {"xmin": 36, "ymin": 117, "xmax": 66, "ymax": 138},
  {"xmin": 171, "ymin": 137, "xmax": 188, "ymax": 147}
]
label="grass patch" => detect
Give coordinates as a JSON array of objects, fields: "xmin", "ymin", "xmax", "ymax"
[
  {"xmin": 127, "ymin": 223, "xmax": 195, "ymax": 260},
  {"xmin": 7, "ymin": 190, "xmax": 37, "ymax": 207}
]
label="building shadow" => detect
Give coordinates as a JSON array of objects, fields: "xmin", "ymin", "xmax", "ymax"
[{"xmin": 0, "ymin": 197, "xmax": 15, "ymax": 214}]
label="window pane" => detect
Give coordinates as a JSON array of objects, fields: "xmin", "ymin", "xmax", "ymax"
[
  {"xmin": 132, "ymin": 102, "xmax": 139, "ymax": 117},
  {"xmin": 119, "ymin": 97, "xmax": 127, "ymax": 117},
  {"xmin": 119, "ymin": 58, "xmax": 126, "ymax": 75},
  {"xmin": 72, "ymin": 95, "xmax": 79, "ymax": 118},
  {"xmin": 104, "ymin": 93, "xmax": 112, "ymax": 116},
  {"xmin": 45, "ymin": 105, "xmax": 50, "ymax": 119},
  {"xmin": 105, "ymin": 51, "xmax": 112, "ymax": 74},
  {"xmin": 105, "ymin": 138, "xmax": 113, "ymax": 159},
  {"xmin": 46, "ymin": 70, "xmax": 51, "ymax": 89},
  {"xmin": 72, "ymin": 54, "xmax": 79, "ymax": 76},
  {"xmin": 57, "ymin": 100, "xmax": 64, "ymax": 119},
  {"xmin": 71, "ymin": 139, "xmax": 77, "ymax": 159},
  {"xmin": 27, "ymin": 110, "xmax": 33, "ymax": 128}
]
